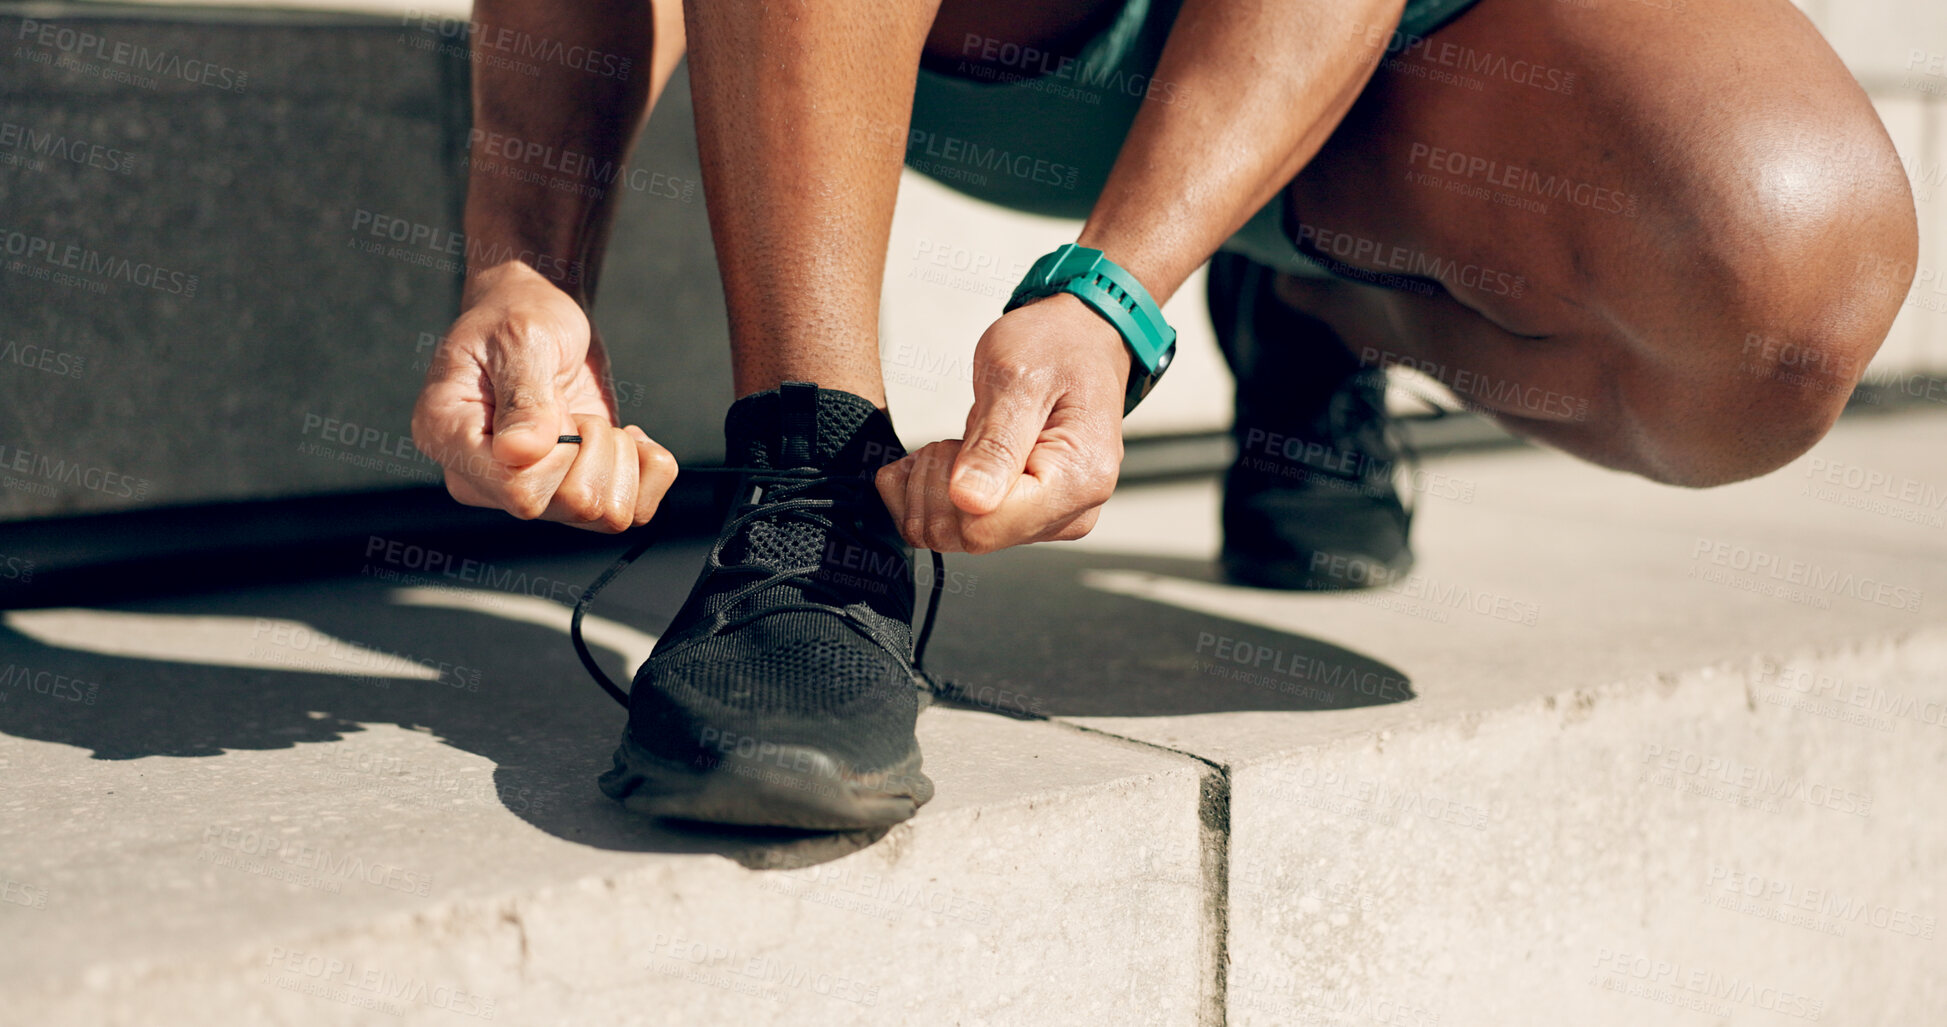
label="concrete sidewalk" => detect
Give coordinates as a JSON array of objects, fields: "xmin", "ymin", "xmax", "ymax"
[{"xmin": 2, "ymin": 410, "xmax": 1944, "ymax": 1025}]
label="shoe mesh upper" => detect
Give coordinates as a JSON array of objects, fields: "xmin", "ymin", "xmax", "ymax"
[{"xmin": 626, "ymin": 384, "xmax": 923, "ymax": 768}]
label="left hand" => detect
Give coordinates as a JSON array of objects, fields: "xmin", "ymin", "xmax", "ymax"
[{"xmin": 877, "ymin": 292, "xmax": 1132, "ymax": 554}]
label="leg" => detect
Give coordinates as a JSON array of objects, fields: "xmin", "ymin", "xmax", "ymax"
[
  {"xmin": 684, "ymin": 0, "xmax": 1121, "ymax": 404},
  {"xmin": 682, "ymin": 0, "xmax": 943, "ymax": 403},
  {"xmin": 1273, "ymin": 0, "xmax": 1917, "ymax": 486}
]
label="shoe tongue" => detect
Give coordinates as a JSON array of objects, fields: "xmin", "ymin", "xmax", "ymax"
[
  {"xmin": 713, "ymin": 383, "xmax": 915, "ymax": 622},
  {"xmin": 723, "ymin": 382, "xmax": 905, "ymax": 475}
]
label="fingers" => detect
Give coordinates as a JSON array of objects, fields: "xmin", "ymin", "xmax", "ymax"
[
  {"xmin": 627, "ymin": 425, "xmax": 680, "ymax": 527},
  {"xmin": 910, "ymin": 443, "xmax": 962, "ymax": 551},
  {"xmin": 963, "ymin": 429, "xmax": 1120, "ymax": 553},
  {"xmin": 487, "ymin": 326, "xmax": 570, "ymax": 466},
  {"xmin": 951, "ymin": 359, "xmax": 1055, "ymax": 516},
  {"xmin": 413, "ymin": 366, "xmax": 572, "ymax": 517},
  {"xmin": 544, "ymin": 414, "xmax": 626, "ymax": 531},
  {"xmin": 543, "ymin": 414, "xmax": 686, "ymax": 533},
  {"xmin": 875, "ymin": 455, "xmax": 914, "ymax": 543},
  {"xmin": 882, "ymin": 440, "xmax": 1103, "ymax": 555}
]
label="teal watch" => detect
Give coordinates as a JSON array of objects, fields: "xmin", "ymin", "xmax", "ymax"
[{"xmin": 1005, "ymin": 244, "xmax": 1176, "ymax": 416}]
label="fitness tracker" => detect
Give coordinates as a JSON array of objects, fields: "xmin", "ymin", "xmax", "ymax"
[{"xmin": 1005, "ymin": 244, "xmax": 1176, "ymax": 416}]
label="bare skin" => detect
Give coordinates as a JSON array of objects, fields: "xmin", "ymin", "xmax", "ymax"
[
  {"xmin": 411, "ymin": 0, "xmax": 685, "ymax": 531},
  {"xmin": 413, "ymin": 0, "xmax": 1917, "ymax": 550}
]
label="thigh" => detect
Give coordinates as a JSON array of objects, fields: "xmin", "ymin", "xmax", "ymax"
[{"xmin": 1286, "ymin": 0, "xmax": 1902, "ymax": 342}]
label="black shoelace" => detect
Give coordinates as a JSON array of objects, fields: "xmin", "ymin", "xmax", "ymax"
[{"xmin": 570, "ymin": 466, "xmax": 946, "ymax": 708}]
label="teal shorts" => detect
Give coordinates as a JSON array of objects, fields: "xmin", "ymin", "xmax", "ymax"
[{"xmin": 909, "ymin": 0, "xmax": 1485, "ymax": 280}]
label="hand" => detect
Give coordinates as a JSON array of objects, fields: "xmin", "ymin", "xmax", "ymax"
[
  {"xmin": 411, "ymin": 261, "xmax": 678, "ymax": 532},
  {"xmin": 877, "ymin": 292, "xmax": 1130, "ymax": 554}
]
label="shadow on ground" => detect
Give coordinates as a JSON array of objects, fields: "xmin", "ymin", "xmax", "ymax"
[{"xmin": 0, "ymin": 537, "xmax": 1409, "ymax": 867}]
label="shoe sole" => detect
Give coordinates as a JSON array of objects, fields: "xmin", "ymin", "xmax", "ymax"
[{"xmin": 598, "ymin": 732, "xmax": 934, "ymax": 832}]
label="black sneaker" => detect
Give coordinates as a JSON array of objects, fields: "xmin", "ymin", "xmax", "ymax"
[
  {"xmin": 1207, "ymin": 251, "xmax": 1414, "ymax": 591},
  {"xmin": 596, "ymin": 382, "xmax": 935, "ymax": 830}
]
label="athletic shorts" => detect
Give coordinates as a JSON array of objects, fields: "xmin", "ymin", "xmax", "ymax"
[{"xmin": 908, "ymin": 0, "xmax": 1486, "ymax": 281}]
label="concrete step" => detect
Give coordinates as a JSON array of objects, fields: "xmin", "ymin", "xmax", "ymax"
[{"xmin": 4, "ymin": 411, "xmax": 1943, "ymax": 1024}]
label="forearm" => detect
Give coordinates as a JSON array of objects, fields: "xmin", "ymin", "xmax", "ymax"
[
  {"xmin": 1076, "ymin": 0, "xmax": 1405, "ymax": 303},
  {"xmin": 462, "ymin": 0, "xmax": 678, "ymax": 305}
]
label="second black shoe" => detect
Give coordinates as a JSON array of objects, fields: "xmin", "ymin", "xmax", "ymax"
[
  {"xmin": 597, "ymin": 382, "xmax": 935, "ymax": 830},
  {"xmin": 1207, "ymin": 251, "xmax": 1415, "ymax": 591}
]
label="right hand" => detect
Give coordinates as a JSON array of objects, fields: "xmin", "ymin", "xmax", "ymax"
[{"xmin": 411, "ymin": 261, "xmax": 677, "ymax": 532}]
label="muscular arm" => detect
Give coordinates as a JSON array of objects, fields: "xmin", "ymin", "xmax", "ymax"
[
  {"xmin": 888, "ymin": 0, "xmax": 1407, "ymax": 553},
  {"xmin": 411, "ymin": 0, "xmax": 685, "ymax": 531},
  {"xmin": 1078, "ymin": 0, "xmax": 1405, "ymax": 304},
  {"xmin": 461, "ymin": 0, "xmax": 679, "ymax": 304}
]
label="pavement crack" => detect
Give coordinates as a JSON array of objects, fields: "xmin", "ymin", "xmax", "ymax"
[{"xmin": 930, "ymin": 679, "xmax": 1233, "ymax": 1022}]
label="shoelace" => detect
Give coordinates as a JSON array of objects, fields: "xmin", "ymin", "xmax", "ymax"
[{"xmin": 570, "ymin": 465, "xmax": 946, "ymax": 708}]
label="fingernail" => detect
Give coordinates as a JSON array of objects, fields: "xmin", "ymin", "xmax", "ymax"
[{"xmin": 625, "ymin": 425, "xmax": 650, "ymax": 443}]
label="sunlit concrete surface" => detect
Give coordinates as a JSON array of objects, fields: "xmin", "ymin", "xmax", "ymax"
[{"xmin": 3, "ymin": 410, "xmax": 1943, "ymax": 1024}]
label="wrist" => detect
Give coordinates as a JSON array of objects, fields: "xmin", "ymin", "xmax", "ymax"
[
  {"xmin": 1002, "ymin": 291, "xmax": 1133, "ymax": 400},
  {"xmin": 461, "ymin": 256, "xmax": 584, "ymax": 310},
  {"xmin": 1006, "ymin": 244, "xmax": 1176, "ymax": 415},
  {"xmin": 460, "ymin": 200, "xmax": 599, "ymax": 304}
]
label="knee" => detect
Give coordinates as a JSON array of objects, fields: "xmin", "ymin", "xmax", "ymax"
[{"xmin": 1624, "ymin": 122, "xmax": 1918, "ymax": 488}]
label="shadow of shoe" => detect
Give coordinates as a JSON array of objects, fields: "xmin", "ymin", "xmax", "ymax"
[{"xmin": 0, "ymin": 533, "xmax": 1409, "ymax": 868}]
